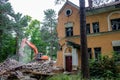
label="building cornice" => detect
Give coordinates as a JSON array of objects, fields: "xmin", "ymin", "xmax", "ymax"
[
  {"xmin": 59, "ymin": 30, "xmax": 120, "ymax": 40},
  {"xmin": 58, "ymin": 1, "xmax": 120, "ymax": 16}
]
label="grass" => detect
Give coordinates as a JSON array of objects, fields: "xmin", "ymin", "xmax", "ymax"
[{"xmin": 46, "ymin": 73, "xmax": 120, "ymax": 80}]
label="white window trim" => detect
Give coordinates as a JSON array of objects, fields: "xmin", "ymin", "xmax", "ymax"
[{"xmin": 107, "ymin": 11, "xmax": 120, "ymax": 31}]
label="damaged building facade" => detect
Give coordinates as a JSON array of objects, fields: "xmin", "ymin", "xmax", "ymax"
[{"xmin": 56, "ymin": 1, "xmax": 120, "ymax": 72}]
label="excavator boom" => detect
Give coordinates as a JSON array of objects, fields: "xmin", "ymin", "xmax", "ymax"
[
  {"xmin": 20, "ymin": 38, "xmax": 49, "ymax": 60},
  {"xmin": 21, "ymin": 38, "xmax": 38, "ymax": 55}
]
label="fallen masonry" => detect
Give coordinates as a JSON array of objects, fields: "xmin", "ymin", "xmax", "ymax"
[{"xmin": 0, "ymin": 58, "xmax": 55, "ymax": 80}]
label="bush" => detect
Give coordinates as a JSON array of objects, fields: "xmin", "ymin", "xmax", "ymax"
[{"xmin": 90, "ymin": 54, "xmax": 120, "ymax": 79}]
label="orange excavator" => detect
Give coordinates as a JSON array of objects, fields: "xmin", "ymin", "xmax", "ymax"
[{"xmin": 20, "ymin": 38, "xmax": 49, "ymax": 60}]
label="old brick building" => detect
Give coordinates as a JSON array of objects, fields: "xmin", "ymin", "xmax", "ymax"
[{"xmin": 56, "ymin": 1, "xmax": 120, "ymax": 72}]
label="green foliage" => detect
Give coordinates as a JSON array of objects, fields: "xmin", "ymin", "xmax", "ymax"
[
  {"xmin": 41, "ymin": 9, "xmax": 58, "ymax": 59},
  {"xmin": 113, "ymin": 51, "xmax": 120, "ymax": 61},
  {"xmin": 24, "ymin": 19, "xmax": 47, "ymax": 60},
  {"xmin": 47, "ymin": 73, "xmax": 120, "ymax": 80},
  {"xmin": 0, "ymin": 34, "xmax": 16, "ymax": 62},
  {"xmin": 90, "ymin": 54, "xmax": 120, "ymax": 79},
  {"xmin": 47, "ymin": 74, "xmax": 76, "ymax": 80},
  {"xmin": 0, "ymin": 0, "xmax": 31, "ymax": 62},
  {"xmin": 0, "ymin": 0, "xmax": 14, "ymax": 34},
  {"xmin": 0, "ymin": 0, "xmax": 16, "ymax": 62},
  {"xmin": 11, "ymin": 13, "xmax": 31, "ymax": 38}
]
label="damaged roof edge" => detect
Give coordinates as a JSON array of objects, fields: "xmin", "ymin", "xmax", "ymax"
[{"xmin": 58, "ymin": 1, "xmax": 120, "ymax": 16}]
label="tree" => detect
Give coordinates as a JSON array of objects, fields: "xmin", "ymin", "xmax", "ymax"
[
  {"xmin": 92, "ymin": 0, "xmax": 114, "ymax": 7},
  {"xmin": 0, "ymin": 34, "xmax": 16, "ymax": 62},
  {"xmin": 0, "ymin": 0, "xmax": 14, "ymax": 36},
  {"xmin": 0, "ymin": 0, "xmax": 16, "ymax": 62},
  {"xmin": 11, "ymin": 13, "xmax": 31, "ymax": 57},
  {"xmin": 55, "ymin": 0, "xmax": 65, "ymax": 4},
  {"xmin": 41, "ymin": 9, "xmax": 58, "ymax": 59},
  {"xmin": 25, "ymin": 19, "xmax": 46, "ymax": 60},
  {"xmin": 79, "ymin": 0, "xmax": 90, "ymax": 79}
]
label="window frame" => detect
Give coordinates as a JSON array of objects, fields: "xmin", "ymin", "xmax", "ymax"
[
  {"xmin": 111, "ymin": 18, "xmax": 120, "ymax": 31},
  {"xmin": 113, "ymin": 46, "xmax": 120, "ymax": 54},
  {"xmin": 65, "ymin": 22, "xmax": 74, "ymax": 37},
  {"xmin": 88, "ymin": 48, "xmax": 92, "ymax": 59},
  {"xmin": 92, "ymin": 22, "xmax": 100, "ymax": 33},
  {"xmin": 94, "ymin": 47, "xmax": 101, "ymax": 60},
  {"xmin": 86, "ymin": 23, "xmax": 90, "ymax": 34},
  {"xmin": 65, "ymin": 27, "xmax": 73, "ymax": 37}
]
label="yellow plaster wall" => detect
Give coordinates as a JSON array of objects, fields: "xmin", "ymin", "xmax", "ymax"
[{"xmin": 56, "ymin": 3, "xmax": 120, "ymax": 68}]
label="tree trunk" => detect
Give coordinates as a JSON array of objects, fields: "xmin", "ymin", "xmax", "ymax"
[
  {"xmin": 15, "ymin": 36, "xmax": 19, "ymax": 60},
  {"xmin": 79, "ymin": 0, "xmax": 90, "ymax": 79}
]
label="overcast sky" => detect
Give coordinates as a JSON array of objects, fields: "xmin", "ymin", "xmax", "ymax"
[{"xmin": 9, "ymin": 0, "xmax": 88, "ymax": 21}]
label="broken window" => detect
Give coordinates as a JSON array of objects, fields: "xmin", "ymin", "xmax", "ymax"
[
  {"xmin": 113, "ymin": 46, "xmax": 120, "ymax": 54},
  {"xmin": 65, "ymin": 27, "xmax": 73, "ymax": 37},
  {"xmin": 94, "ymin": 47, "xmax": 101, "ymax": 60},
  {"xmin": 88, "ymin": 48, "xmax": 92, "ymax": 59},
  {"xmin": 86, "ymin": 23, "xmax": 90, "ymax": 34},
  {"xmin": 65, "ymin": 22, "xmax": 73, "ymax": 37},
  {"xmin": 92, "ymin": 22, "xmax": 99, "ymax": 33},
  {"xmin": 113, "ymin": 46, "xmax": 120, "ymax": 61},
  {"xmin": 111, "ymin": 18, "xmax": 120, "ymax": 31}
]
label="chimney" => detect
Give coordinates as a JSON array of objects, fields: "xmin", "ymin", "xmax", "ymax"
[{"xmin": 88, "ymin": 0, "xmax": 93, "ymax": 8}]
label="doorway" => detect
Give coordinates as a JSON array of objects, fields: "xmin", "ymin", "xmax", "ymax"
[{"xmin": 65, "ymin": 56, "xmax": 72, "ymax": 72}]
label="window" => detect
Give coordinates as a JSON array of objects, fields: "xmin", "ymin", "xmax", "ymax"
[
  {"xmin": 86, "ymin": 24, "xmax": 90, "ymax": 34},
  {"xmin": 66, "ymin": 27, "xmax": 73, "ymax": 37},
  {"xmin": 65, "ymin": 22, "xmax": 73, "ymax": 37},
  {"xmin": 111, "ymin": 18, "xmax": 120, "ymax": 31},
  {"xmin": 88, "ymin": 48, "xmax": 92, "ymax": 59},
  {"xmin": 113, "ymin": 46, "xmax": 120, "ymax": 61},
  {"xmin": 94, "ymin": 47, "xmax": 101, "ymax": 60},
  {"xmin": 92, "ymin": 22, "xmax": 99, "ymax": 33},
  {"xmin": 113, "ymin": 46, "xmax": 120, "ymax": 54}
]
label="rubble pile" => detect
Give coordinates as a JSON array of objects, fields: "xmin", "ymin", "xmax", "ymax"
[
  {"xmin": 22, "ymin": 60, "xmax": 54, "ymax": 74},
  {"xmin": 0, "ymin": 58, "xmax": 54, "ymax": 80},
  {"xmin": 0, "ymin": 59, "xmax": 23, "ymax": 75}
]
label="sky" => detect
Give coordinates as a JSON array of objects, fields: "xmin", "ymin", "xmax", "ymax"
[{"xmin": 8, "ymin": 0, "xmax": 87, "ymax": 21}]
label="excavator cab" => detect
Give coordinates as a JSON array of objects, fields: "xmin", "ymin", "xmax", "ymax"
[
  {"xmin": 36, "ymin": 53, "xmax": 42, "ymax": 60},
  {"xmin": 36, "ymin": 53, "xmax": 49, "ymax": 61}
]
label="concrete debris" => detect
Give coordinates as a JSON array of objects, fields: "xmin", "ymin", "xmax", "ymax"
[{"xmin": 0, "ymin": 58, "xmax": 54, "ymax": 80}]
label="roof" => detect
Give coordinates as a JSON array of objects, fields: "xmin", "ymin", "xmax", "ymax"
[
  {"xmin": 58, "ymin": 1, "xmax": 79, "ymax": 15},
  {"xmin": 86, "ymin": 1, "xmax": 120, "ymax": 11},
  {"xmin": 58, "ymin": 1, "xmax": 120, "ymax": 16}
]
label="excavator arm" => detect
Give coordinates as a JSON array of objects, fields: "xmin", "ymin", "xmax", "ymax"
[
  {"xmin": 20, "ymin": 38, "xmax": 49, "ymax": 60},
  {"xmin": 21, "ymin": 38, "xmax": 38, "ymax": 55}
]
